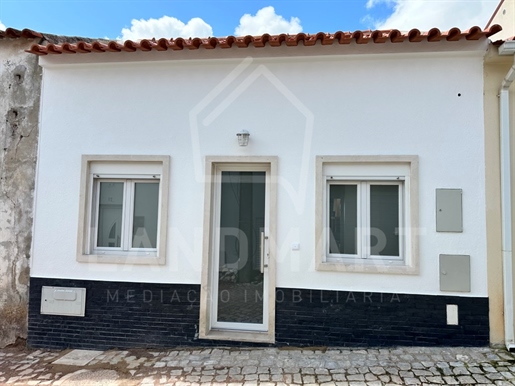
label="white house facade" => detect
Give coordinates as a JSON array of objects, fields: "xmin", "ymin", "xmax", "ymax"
[{"xmin": 27, "ymin": 26, "xmax": 500, "ymax": 348}]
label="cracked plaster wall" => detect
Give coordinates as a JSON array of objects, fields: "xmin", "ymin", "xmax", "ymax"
[{"xmin": 0, "ymin": 38, "xmax": 41, "ymax": 347}]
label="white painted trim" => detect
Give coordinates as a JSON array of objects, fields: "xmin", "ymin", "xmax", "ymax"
[
  {"xmin": 76, "ymin": 155, "xmax": 170, "ymax": 265},
  {"xmin": 315, "ymin": 155, "xmax": 419, "ymax": 275}
]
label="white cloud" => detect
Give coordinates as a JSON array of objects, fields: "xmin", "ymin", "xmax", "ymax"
[
  {"xmin": 0, "ymin": 20, "xmax": 6, "ymax": 31},
  {"xmin": 367, "ymin": 0, "xmax": 499, "ymax": 31},
  {"xmin": 120, "ymin": 15, "xmax": 213, "ymax": 41},
  {"xmin": 366, "ymin": 0, "xmax": 395, "ymax": 10},
  {"xmin": 234, "ymin": 6, "xmax": 302, "ymax": 36}
]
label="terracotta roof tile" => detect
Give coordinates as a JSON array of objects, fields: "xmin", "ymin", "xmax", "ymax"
[
  {"xmin": 26, "ymin": 25, "xmax": 503, "ymax": 56},
  {"xmin": 0, "ymin": 27, "xmax": 42, "ymax": 39}
]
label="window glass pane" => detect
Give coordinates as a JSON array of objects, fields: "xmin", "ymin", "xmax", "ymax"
[
  {"xmin": 97, "ymin": 182, "xmax": 124, "ymax": 248},
  {"xmin": 370, "ymin": 184, "xmax": 400, "ymax": 256},
  {"xmin": 329, "ymin": 184, "xmax": 358, "ymax": 254},
  {"xmin": 217, "ymin": 171, "xmax": 265, "ymax": 324},
  {"xmin": 132, "ymin": 182, "xmax": 159, "ymax": 249}
]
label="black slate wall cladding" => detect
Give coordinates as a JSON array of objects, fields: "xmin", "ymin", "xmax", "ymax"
[
  {"xmin": 274, "ymin": 288, "xmax": 489, "ymax": 347},
  {"xmin": 28, "ymin": 278, "xmax": 489, "ymax": 349}
]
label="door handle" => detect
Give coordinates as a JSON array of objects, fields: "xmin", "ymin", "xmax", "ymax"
[{"xmin": 260, "ymin": 231, "xmax": 268, "ymax": 273}]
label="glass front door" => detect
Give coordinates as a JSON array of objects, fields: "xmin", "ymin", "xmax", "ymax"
[{"xmin": 212, "ymin": 167, "xmax": 269, "ymax": 331}]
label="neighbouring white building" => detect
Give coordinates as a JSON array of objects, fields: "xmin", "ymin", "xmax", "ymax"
[{"xmin": 25, "ymin": 26, "xmax": 503, "ymax": 349}]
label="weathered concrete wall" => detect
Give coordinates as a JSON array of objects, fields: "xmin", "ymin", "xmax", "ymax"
[{"xmin": 0, "ymin": 38, "xmax": 42, "ymax": 347}]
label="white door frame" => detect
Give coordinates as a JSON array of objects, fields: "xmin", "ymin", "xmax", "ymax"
[
  {"xmin": 211, "ymin": 164, "xmax": 270, "ymax": 332},
  {"xmin": 199, "ymin": 156, "xmax": 277, "ymax": 344}
]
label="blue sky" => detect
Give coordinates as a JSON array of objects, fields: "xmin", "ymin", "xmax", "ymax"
[{"xmin": 0, "ymin": 0, "xmax": 500, "ymax": 40}]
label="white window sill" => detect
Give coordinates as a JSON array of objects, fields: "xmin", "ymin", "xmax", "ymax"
[
  {"xmin": 77, "ymin": 254, "xmax": 165, "ymax": 265},
  {"xmin": 316, "ymin": 260, "xmax": 418, "ymax": 275}
]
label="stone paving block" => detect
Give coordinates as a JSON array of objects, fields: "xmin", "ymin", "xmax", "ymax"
[
  {"xmin": 403, "ymin": 377, "xmax": 421, "ymax": 385},
  {"xmin": 482, "ymin": 365, "xmax": 497, "ymax": 373},
  {"xmin": 400, "ymin": 370, "xmax": 415, "ymax": 378},
  {"xmin": 303, "ymin": 375, "xmax": 318, "ymax": 383},
  {"xmin": 501, "ymin": 371, "xmax": 515, "ymax": 379},
  {"xmin": 378, "ymin": 375, "xmax": 391, "ymax": 383},
  {"xmin": 413, "ymin": 369, "xmax": 433, "ymax": 376},
  {"xmin": 240, "ymin": 366, "xmax": 256, "ymax": 375},
  {"xmin": 453, "ymin": 367, "xmax": 470, "ymax": 375},
  {"xmin": 346, "ymin": 374, "xmax": 365, "ymax": 382},
  {"xmin": 443, "ymin": 376, "xmax": 459, "ymax": 384},
  {"xmin": 365, "ymin": 373, "xmax": 378, "ymax": 381},
  {"xmin": 369, "ymin": 366, "xmax": 386, "ymax": 375},
  {"xmin": 325, "ymin": 361, "xmax": 338, "ymax": 369},
  {"xmin": 441, "ymin": 367, "xmax": 454, "ymax": 376},
  {"xmin": 457, "ymin": 375, "xmax": 476, "ymax": 384},
  {"xmin": 472, "ymin": 373, "xmax": 490, "ymax": 383},
  {"xmin": 425, "ymin": 375, "xmax": 444, "ymax": 384},
  {"xmin": 318, "ymin": 375, "xmax": 333, "ymax": 383},
  {"xmin": 332, "ymin": 373, "xmax": 346, "ymax": 381},
  {"xmin": 486, "ymin": 372, "xmax": 505, "ymax": 380}
]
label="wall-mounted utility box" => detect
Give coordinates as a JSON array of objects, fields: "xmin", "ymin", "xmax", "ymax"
[
  {"xmin": 41, "ymin": 286, "xmax": 86, "ymax": 317},
  {"xmin": 436, "ymin": 189, "xmax": 463, "ymax": 232},
  {"xmin": 439, "ymin": 254, "xmax": 470, "ymax": 292}
]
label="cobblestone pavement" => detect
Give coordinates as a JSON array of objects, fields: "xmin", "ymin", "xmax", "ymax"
[{"xmin": 2, "ymin": 345, "xmax": 515, "ymax": 385}]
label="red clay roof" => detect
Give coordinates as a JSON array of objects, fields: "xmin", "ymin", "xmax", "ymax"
[
  {"xmin": 0, "ymin": 27, "xmax": 43, "ymax": 39},
  {"xmin": 26, "ymin": 25, "xmax": 502, "ymax": 56}
]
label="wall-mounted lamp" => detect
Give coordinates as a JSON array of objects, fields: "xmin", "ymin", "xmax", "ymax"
[{"xmin": 237, "ymin": 130, "xmax": 250, "ymax": 146}]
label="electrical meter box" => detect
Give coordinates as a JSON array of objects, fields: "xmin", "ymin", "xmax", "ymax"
[
  {"xmin": 439, "ymin": 254, "xmax": 471, "ymax": 292},
  {"xmin": 436, "ymin": 189, "xmax": 463, "ymax": 232},
  {"xmin": 40, "ymin": 286, "xmax": 86, "ymax": 317}
]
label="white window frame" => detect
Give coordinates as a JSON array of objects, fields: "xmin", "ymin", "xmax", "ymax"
[
  {"xmin": 91, "ymin": 178, "xmax": 160, "ymax": 256},
  {"xmin": 77, "ymin": 155, "xmax": 170, "ymax": 265},
  {"xmin": 326, "ymin": 179, "xmax": 404, "ymax": 262},
  {"xmin": 316, "ymin": 155, "xmax": 419, "ymax": 275}
]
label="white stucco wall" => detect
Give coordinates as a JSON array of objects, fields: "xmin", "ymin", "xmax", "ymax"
[{"xmin": 32, "ymin": 42, "xmax": 489, "ymax": 297}]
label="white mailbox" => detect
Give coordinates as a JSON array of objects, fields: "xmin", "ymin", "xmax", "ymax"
[{"xmin": 41, "ymin": 286, "xmax": 86, "ymax": 317}]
